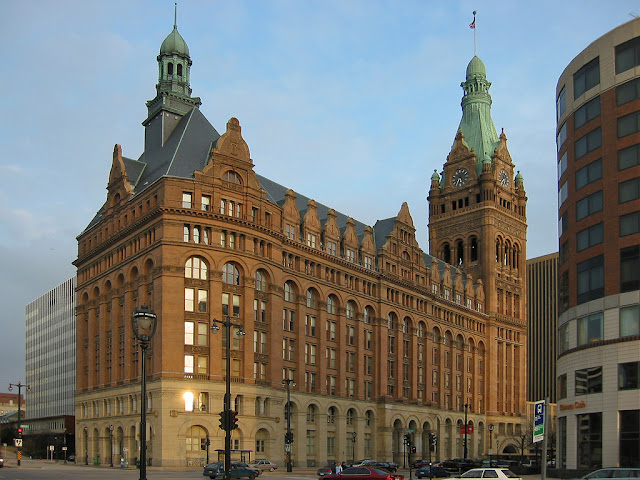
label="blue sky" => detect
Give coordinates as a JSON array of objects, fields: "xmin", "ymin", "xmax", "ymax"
[{"xmin": 0, "ymin": 0, "xmax": 638, "ymax": 390}]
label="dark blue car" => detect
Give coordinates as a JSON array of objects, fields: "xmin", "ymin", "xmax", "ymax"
[
  {"xmin": 203, "ymin": 461, "xmax": 260, "ymax": 479},
  {"xmin": 416, "ymin": 465, "xmax": 451, "ymax": 478}
]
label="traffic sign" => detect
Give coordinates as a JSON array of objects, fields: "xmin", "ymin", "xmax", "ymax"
[
  {"xmin": 14, "ymin": 438, "xmax": 23, "ymax": 447},
  {"xmin": 533, "ymin": 399, "xmax": 545, "ymax": 443},
  {"xmin": 284, "ymin": 444, "xmax": 291, "ymax": 452}
]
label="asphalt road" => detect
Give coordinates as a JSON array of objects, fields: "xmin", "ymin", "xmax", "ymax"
[{"xmin": 0, "ymin": 460, "xmax": 552, "ymax": 480}]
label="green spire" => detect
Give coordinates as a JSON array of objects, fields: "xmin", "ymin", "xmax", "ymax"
[{"xmin": 458, "ymin": 55, "xmax": 499, "ymax": 175}]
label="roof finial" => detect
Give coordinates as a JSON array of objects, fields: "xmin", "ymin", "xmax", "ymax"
[
  {"xmin": 469, "ymin": 10, "xmax": 477, "ymax": 57},
  {"xmin": 174, "ymin": 3, "xmax": 178, "ymax": 29}
]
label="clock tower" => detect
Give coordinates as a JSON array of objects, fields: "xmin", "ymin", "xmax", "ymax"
[{"xmin": 427, "ymin": 55, "xmax": 527, "ymax": 417}]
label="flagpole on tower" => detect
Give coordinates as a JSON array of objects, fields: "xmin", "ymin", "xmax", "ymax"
[{"xmin": 470, "ymin": 10, "xmax": 477, "ymax": 56}]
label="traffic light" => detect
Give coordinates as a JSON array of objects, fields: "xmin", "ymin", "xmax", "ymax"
[
  {"xmin": 230, "ymin": 410, "xmax": 239, "ymax": 430},
  {"xmin": 285, "ymin": 431, "xmax": 294, "ymax": 444},
  {"xmin": 404, "ymin": 433, "xmax": 411, "ymax": 446},
  {"xmin": 411, "ymin": 446, "xmax": 417, "ymax": 454},
  {"xmin": 218, "ymin": 411, "xmax": 227, "ymax": 430},
  {"xmin": 17, "ymin": 427, "xmax": 23, "ymax": 437},
  {"xmin": 429, "ymin": 432, "xmax": 437, "ymax": 452}
]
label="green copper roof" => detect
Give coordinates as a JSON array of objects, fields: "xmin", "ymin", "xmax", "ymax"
[
  {"xmin": 458, "ymin": 55, "xmax": 499, "ymax": 175},
  {"xmin": 160, "ymin": 25, "xmax": 189, "ymax": 56},
  {"xmin": 431, "ymin": 169, "xmax": 440, "ymax": 181}
]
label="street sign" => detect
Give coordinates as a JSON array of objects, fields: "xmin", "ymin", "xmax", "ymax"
[
  {"xmin": 405, "ymin": 429, "xmax": 415, "ymax": 433},
  {"xmin": 20, "ymin": 424, "xmax": 29, "ymax": 429},
  {"xmin": 284, "ymin": 444, "xmax": 291, "ymax": 452},
  {"xmin": 14, "ymin": 439, "xmax": 23, "ymax": 447},
  {"xmin": 533, "ymin": 399, "xmax": 545, "ymax": 443},
  {"xmin": 460, "ymin": 425, "xmax": 474, "ymax": 434},
  {"xmin": 49, "ymin": 445, "xmax": 55, "ymax": 451}
]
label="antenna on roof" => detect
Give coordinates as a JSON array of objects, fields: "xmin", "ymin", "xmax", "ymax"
[
  {"xmin": 469, "ymin": 10, "xmax": 477, "ymax": 56},
  {"xmin": 174, "ymin": 3, "xmax": 178, "ymax": 28}
]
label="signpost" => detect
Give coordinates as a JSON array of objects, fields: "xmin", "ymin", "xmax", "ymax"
[{"xmin": 533, "ymin": 399, "xmax": 549, "ymax": 480}]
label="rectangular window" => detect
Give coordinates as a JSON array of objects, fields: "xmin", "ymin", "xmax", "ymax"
[
  {"xmin": 306, "ymin": 233, "xmax": 316, "ymax": 248},
  {"xmin": 575, "ymin": 158, "xmax": 602, "ymax": 190},
  {"xmin": 326, "ymin": 348, "xmax": 336, "ymax": 369},
  {"xmin": 182, "ymin": 192, "xmax": 192, "ymax": 208},
  {"xmin": 285, "ymin": 224, "xmax": 296, "ymax": 240},
  {"xmin": 305, "ymin": 315, "xmax": 317, "ymax": 336},
  {"xmin": 558, "ymin": 373, "xmax": 567, "ymax": 399},
  {"xmin": 575, "ymin": 366, "xmax": 603, "ymax": 395},
  {"xmin": 575, "ymin": 127, "xmax": 602, "ymax": 159},
  {"xmin": 619, "ymin": 361, "xmax": 640, "ymax": 390},
  {"xmin": 183, "ymin": 225, "xmax": 190, "ymax": 242},
  {"xmin": 327, "ymin": 241, "xmax": 336, "ymax": 256},
  {"xmin": 559, "ymin": 211, "xmax": 568, "ymax": 236},
  {"xmin": 557, "ymin": 122, "xmax": 567, "ymax": 152},
  {"xmin": 619, "ymin": 212, "xmax": 640, "ymax": 237},
  {"xmin": 184, "ymin": 354, "xmax": 194, "ymax": 373},
  {"xmin": 346, "ymin": 325, "xmax": 355, "ymax": 346},
  {"xmin": 574, "ymin": 96, "xmax": 601, "ymax": 129},
  {"xmin": 559, "ymin": 322, "xmax": 569, "ymax": 353},
  {"xmin": 576, "ymin": 222, "xmax": 604, "ymax": 252},
  {"xmin": 577, "ymin": 313, "xmax": 604, "ymax": 345},
  {"xmin": 557, "ymin": 86, "xmax": 566, "ymax": 121},
  {"xmin": 619, "ymin": 144, "xmax": 640, "ymax": 170},
  {"xmin": 364, "ymin": 256, "xmax": 373, "ymax": 269},
  {"xmin": 346, "ymin": 249, "xmax": 356, "ymax": 263},
  {"xmin": 620, "ymin": 305, "xmax": 640, "ymax": 337},
  {"xmin": 617, "ymin": 77, "xmax": 640, "ymax": 105},
  {"xmin": 365, "ymin": 330, "xmax": 372, "ymax": 349},
  {"xmin": 577, "ymin": 412, "xmax": 602, "ymax": 469},
  {"xmin": 559, "ymin": 240, "xmax": 569, "ymax": 265},
  {"xmin": 574, "ymin": 57, "xmax": 600, "ymax": 99},
  {"xmin": 185, "ymin": 288, "xmax": 195, "ymax": 312},
  {"xmin": 185, "ymin": 321, "xmax": 195, "ymax": 345},
  {"xmin": 618, "ymin": 111, "xmax": 640, "ymax": 138},
  {"xmin": 305, "ymin": 343, "xmax": 317, "ymax": 365},
  {"xmin": 559, "ymin": 181, "xmax": 568, "ymax": 207},
  {"xmin": 576, "ymin": 190, "xmax": 603, "ymax": 221},
  {"xmin": 616, "ymin": 36, "xmax": 640, "ymax": 74},
  {"xmin": 201, "ymin": 195, "xmax": 211, "ymax": 211},
  {"xmin": 283, "ymin": 309, "xmax": 295, "ymax": 332},
  {"xmin": 621, "ymin": 246, "xmax": 640, "ymax": 292},
  {"xmin": 620, "ymin": 177, "xmax": 640, "ymax": 203},
  {"xmin": 558, "ymin": 151, "xmax": 568, "ymax": 179},
  {"xmin": 620, "ymin": 410, "xmax": 640, "ymax": 468},
  {"xmin": 222, "ymin": 293, "xmax": 241, "ymax": 317},
  {"xmin": 577, "ymin": 255, "xmax": 605, "ymax": 303}
]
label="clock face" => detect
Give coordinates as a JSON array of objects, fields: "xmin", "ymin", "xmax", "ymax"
[
  {"xmin": 499, "ymin": 169, "xmax": 510, "ymax": 187},
  {"xmin": 452, "ymin": 168, "xmax": 469, "ymax": 187}
]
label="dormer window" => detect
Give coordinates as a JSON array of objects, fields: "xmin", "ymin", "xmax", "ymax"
[{"xmin": 223, "ymin": 170, "xmax": 242, "ymax": 184}]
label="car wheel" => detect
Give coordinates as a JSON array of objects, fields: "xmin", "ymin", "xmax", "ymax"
[
  {"xmin": 249, "ymin": 474, "xmax": 257, "ymax": 480},
  {"xmin": 269, "ymin": 467, "xmax": 275, "ymax": 472}
]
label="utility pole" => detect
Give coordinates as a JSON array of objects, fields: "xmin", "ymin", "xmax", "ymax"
[{"xmin": 9, "ymin": 381, "xmax": 30, "ymax": 467}]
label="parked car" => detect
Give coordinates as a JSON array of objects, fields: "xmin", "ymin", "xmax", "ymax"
[
  {"xmin": 410, "ymin": 459, "xmax": 432, "ymax": 469},
  {"xmin": 0, "ymin": 456, "xmax": 3, "ymax": 468},
  {"xmin": 203, "ymin": 461, "xmax": 261, "ymax": 479},
  {"xmin": 416, "ymin": 465, "xmax": 451, "ymax": 478},
  {"xmin": 321, "ymin": 466, "xmax": 404, "ymax": 480},
  {"xmin": 249, "ymin": 460, "xmax": 277, "ymax": 472},
  {"xmin": 67, "ymin": 455, "xmax": 76, "ymax": 463},
  {"xmin": 581, "ymin": 468, "xmax": 640, "ymax": 479},
  {"xmin": 357, "ymin": 460, "xmax": 400, "ymax": 473},
  {"xmin": 318, "ymin": 465, "xmax": 336, "ymax": 476},
  {"xmin": 442, "ymin": 459, "xmax": 479, "ymax": 472},
  {"xmin": 456, "ymin": 468, "xmax": 521, "ymax": 480}
]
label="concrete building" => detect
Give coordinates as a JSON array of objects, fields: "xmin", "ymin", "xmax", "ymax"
[
  {"xmin": 74, "ymin": 19, "xmax": 528, "ymax": 467},
  {"xmin": 526, "ymin": 253, "xmax": 558, "ymax": 404},
  {"xmin": 556, "ymin": 17, "xmax": 640, "ymax": 469}
]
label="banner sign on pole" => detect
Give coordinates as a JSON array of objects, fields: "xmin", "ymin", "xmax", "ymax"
[{"xmin": 533, "ymin": 400, "xmax": 545, "ymax": 443}]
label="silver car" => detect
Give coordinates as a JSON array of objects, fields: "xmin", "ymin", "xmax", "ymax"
[{"xmin": 249, "ymin": 460, "xmax": 277, "ymax": 472}]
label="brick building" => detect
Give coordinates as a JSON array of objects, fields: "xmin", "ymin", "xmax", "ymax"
[
  {"xmin": 556, "ymin": 17, "xmax": 640, "ymax": 469},
  {"xmin": 74, "ymin": 20, "xmax": 528, "ymax": 467}
]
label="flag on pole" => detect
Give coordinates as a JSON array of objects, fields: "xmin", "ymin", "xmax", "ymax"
[{"xmin": 469, "ymin": 19, "xmax": 475, "ymax": 29}]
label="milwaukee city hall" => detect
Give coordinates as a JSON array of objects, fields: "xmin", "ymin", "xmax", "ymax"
[{"xmin": 74, "ymin": 19, "xmax": 528, "ymax": 468}]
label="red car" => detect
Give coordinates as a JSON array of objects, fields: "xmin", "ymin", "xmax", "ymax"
[{"xmin": 321, "ymin": 466, "xmax": 404, "ymax": 480}]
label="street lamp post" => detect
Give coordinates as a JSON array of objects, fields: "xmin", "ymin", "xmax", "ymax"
[
  {"xmin": 84, "ymin": 426, "xmax": 88, "ymax": 465},
  {"xmin": 463, "ymin": 403, "xmax": 470, "ymax": 460},
  {"xmin": 211, "ymin": 316, "xmax": 245, "ymax": 480},
  {"xmin": 282, "ymin": 378, "xmax": 295, "ymax": 472},
  {"xmin": 109, "ymin": 425, "xmax": 114, "ymax": 467},
  {"xmin": 350, "ymin": 432, "xmax": 357, "ymax": 466},
  {"xmin": 9, "ymin": 381, "xmax": 30, "ymax": 466},
  {"xmin": 131, "ymin": 305, "xmax": 159, "ymax": 480},
  {"xmin": 488, "ymin": 424, "xmax": 494, "ymax": 467}
]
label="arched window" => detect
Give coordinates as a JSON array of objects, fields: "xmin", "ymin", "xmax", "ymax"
[
  {"xmin": 327, "ymin": 295, "xmax": 337, "ymax": 314},
  {"xmin": 327, "ymin": 406, "xmax": 336, "ymax": 424},
  {"xmin": 364, "ymin": 306, "xmax": 374, "ymax": 324},
  {"xmin": 185, "ymin": 257, "xmax": 207, "ymax": 280},
  {"xmin": 388, "ymin": 312, "xmax": 397, "ymax": 330},
  {"xmin": 365, "ymin": 410, "xmax": 373, "ymax": 427},
  {"xmin": 185, "ymin": 425, "xmax": 206, "ymax": 452},
  {"xmin": 443, "ymin": 243, "xmax": 451, "ymax": 264},
  {"xmin": 222, "ymin": 263, "xmax": 240, "ymax": 285},
  {"xmin": 177, "ymin": 64, "xmax": 183, "ymax": 76},
  {"xmin": 167, "ymin": 62, "xmax": 174, "ymax": 75},
  {"xmin": 222, "ymin": 170, "xmax": 243, "ymax": 184},
  {"xmin": 456, "ymin": 240, "xmax": 464, "ymax": 265},
  {"xmin": 346, "ymin": 300, "xmax": 356, "ymax": 319},
  {"xmin": 470, "ymin": 237, "xmax": 478, "ymax": 262},
  {"xmin": 307, "ymin": 404, "xmax": 317, "ymax": 423},
  {"xmin": 402, "ymin": 251, "xmax": 410, "ymax": 261},
  {"xmin": 403, "ymin": 317, "xmax": 410, "ymax": 334},
  {"xmin": 306, "ymin": 289, "xmax": 317, "ymax": 308},
  {"xmin": 284, "ymin": 281, "xmax": 295, "ymax": 302},
  {"xmin": 346, "ymin": 408, "xmax": 356, "ymax": 426},
  {"xmin": 255, "ymin": 269, "xmax": 267, "ymax": 291}
]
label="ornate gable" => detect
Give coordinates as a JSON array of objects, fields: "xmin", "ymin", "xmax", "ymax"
[{"xmin": 106, "ymin": 144, "xmax": 134, "ymax": 210}]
